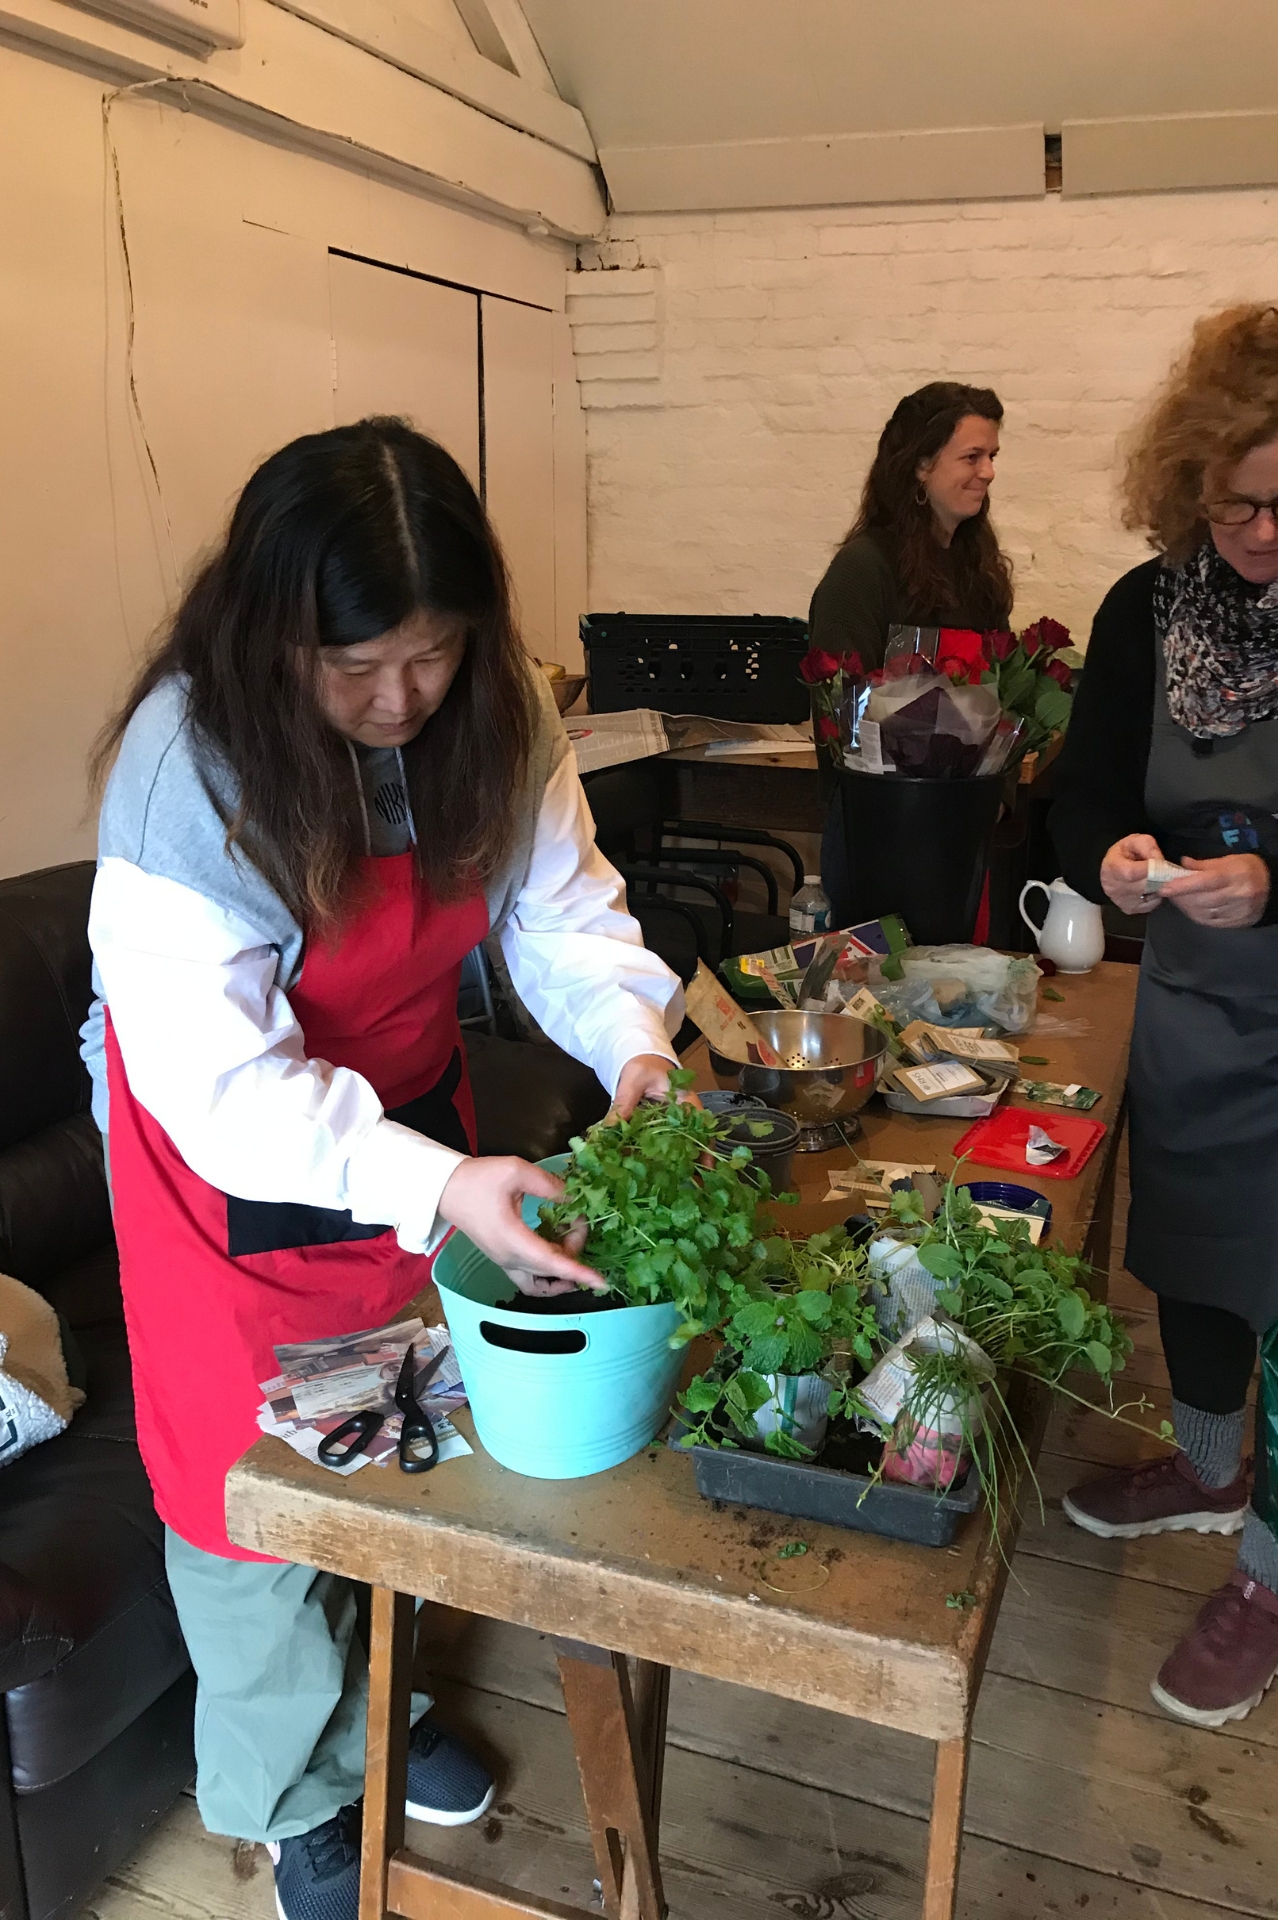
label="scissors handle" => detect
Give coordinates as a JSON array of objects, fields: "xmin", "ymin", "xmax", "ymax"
[
  {"xmin": 398, "ymin": 1408, "xmax": 440, "ymax": 1473},
  {"xmin": 317, "ymin": 1408, "xmax": 382, "ymax": 1467}
]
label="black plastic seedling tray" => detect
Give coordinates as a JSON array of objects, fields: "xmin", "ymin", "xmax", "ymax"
[{"xmin": 674, "ymin": 1433, "xmax": 982, "ymax": 1548}]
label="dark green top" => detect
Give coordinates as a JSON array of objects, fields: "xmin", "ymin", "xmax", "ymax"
[{"xmin": 808, "ymin": 530, "xmax": 985, "ymax": 670}]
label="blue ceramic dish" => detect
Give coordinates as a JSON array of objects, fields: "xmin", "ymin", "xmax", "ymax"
[{"xmin": 960, "ymin": 1180, "xmax": 1052, "ymax": 1237}]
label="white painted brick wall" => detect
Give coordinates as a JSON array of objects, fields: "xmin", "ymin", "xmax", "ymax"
[{"xmin": 573, "ymin": 192, "xmax": 1278, "ymax": 643}]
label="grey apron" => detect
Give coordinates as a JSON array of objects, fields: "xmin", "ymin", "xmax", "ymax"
[{"xmin": 1125, "ymin": 649, "xmax": 1278, "ymax": 1331}]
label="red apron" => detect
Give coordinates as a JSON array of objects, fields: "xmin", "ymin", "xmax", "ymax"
[{"xmin": 105, "ymin": 853, "xmax": 488, "ymax": 1560}]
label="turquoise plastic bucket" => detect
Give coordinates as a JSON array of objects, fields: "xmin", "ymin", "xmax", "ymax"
[{"xmin": 433, "ymin": 1157, "xmax": 684, "ymax": 1479}]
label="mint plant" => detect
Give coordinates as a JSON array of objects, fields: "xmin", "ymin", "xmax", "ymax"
[
  {"xmin": 885, "ymin": 1182, "xmax": 1133, "ymax": 1385},
  {"xmin": 677, "ymin": 1228, "xmax": 879, "ymax": 1457}
]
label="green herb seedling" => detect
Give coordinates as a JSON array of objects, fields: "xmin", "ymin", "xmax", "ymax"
[
  {"xmin": 946, "ymin": 1590, "xmax": 977, "ymax": 1610},
  {"xmin": 537, "ymin": 1071, "xmax": 781, "ymax": 1343},
  {"xmin": 776, "ymin": 1541, "xmax": 809, "ymax": 1560},
  {"xmin": 677, "ymin": 1227, "xmax": 879, "ymax": 1456}
]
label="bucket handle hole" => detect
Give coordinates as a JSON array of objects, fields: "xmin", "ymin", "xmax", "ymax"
[{"xmin": 478, "ymin": 1320, "xmax": 588, "ymax": 1356}]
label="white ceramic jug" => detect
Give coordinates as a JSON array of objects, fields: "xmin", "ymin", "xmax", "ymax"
[{"xmin": 1018, "ymin": 876, "xmax": 1105, "ymax": 974}]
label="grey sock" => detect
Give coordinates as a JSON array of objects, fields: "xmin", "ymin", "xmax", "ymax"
[
  {"xmin": 1238, "ymin": 1509, "xmax": 1278, "ymax": 1596},
  {"xmin": 1172, "ymin": 1399, "xmax": 1246, "ymax": 1489}
]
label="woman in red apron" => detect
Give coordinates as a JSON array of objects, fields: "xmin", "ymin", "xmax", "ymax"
[{"xmin": 85, "ymin": 420, "xmax": 684, "ymax": 1920}]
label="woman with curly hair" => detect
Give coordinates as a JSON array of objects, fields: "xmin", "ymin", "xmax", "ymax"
[
  {"xmin": 808, "ymin": 381, "xmax": 1014, "ymax": 671},
  {"xmin": 1052, "ymin": 304, "xmax": 1278, "ymax": 1729}
]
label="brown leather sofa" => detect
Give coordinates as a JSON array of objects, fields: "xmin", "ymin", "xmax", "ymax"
[
  {"xmin": 0, "ymin": 863, "xmax": 195, "ymax": 1920},
  {"xmin": 0, "ymin": 860, "xmax": 609, "ymax": 1919}
]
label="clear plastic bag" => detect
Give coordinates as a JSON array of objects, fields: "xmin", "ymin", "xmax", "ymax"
[{"xmin": 871, "ymin": 945, "xmax": 1042, "ymax": 1035}]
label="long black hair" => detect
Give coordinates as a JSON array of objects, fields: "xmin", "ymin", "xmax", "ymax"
[
  {"xmin": 844, "ymin": 382, "xmax": 1014, "ymax": 627},
  {"xmin": 94, "ymin": 418, "xmax": 534, "ymax": 923}
]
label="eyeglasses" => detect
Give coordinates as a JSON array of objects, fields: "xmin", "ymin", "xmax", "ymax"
[{"xmin": 1203, "ymin": 497, "xmax": 1278, "ymax": 527}]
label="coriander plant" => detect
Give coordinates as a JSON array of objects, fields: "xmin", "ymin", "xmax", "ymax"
[{"xmin": 536, "ymin": 1070, "xmax": 785, "ymax": 1342}]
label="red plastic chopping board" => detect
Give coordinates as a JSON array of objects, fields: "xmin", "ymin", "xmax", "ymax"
[{"xmin": 951, "ymin": 1106, "xmax": 1107, "ymax": 1181}]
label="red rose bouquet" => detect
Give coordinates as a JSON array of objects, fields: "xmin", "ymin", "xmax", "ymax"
[
  {"xmin": 840, "ymin": 620, "xmax": 1078, "ymax": 779},
  {"xmin": 979, "ymin": 618, "xmax": 1076, "ymax": 762},
  {"xmin": 800, "ymin": 646, "xmax": 866, "ymax": 767}
]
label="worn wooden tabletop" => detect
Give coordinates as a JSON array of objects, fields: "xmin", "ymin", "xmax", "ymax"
[{"xmin": 225, "ymin": 962, "xmax": 1137, "ymax": 1749}]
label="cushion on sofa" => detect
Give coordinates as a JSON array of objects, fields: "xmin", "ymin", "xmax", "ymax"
[
  {"xmin": 0, "ymin": 1116, "xmax": 113, "ymax": 1296},
  {"xmin": 0, "ymin": 1324, "xmax": 185, "ymax": 1788}
]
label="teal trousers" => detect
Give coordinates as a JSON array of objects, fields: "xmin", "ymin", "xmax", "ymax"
[{"xmin": 165, "ymin": 1530, "xmax": 431, "ymax": 1843}]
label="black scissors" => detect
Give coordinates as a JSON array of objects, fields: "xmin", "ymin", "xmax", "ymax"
[{"xmin": 317, "ymin": 1342, "xmax": 446, "ymax": 1473}]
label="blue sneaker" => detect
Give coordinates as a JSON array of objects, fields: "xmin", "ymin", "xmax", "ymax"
[
  {"xmin": 405, "ymin": 1717, "xmax": 494, "ymax": 1826},
  {"xmin": 268, "ymin": 1803, "xmax": 361, "ymax": 1920}
]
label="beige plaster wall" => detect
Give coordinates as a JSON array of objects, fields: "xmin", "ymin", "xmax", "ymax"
[{"xmin": 0, "ymin": 39, "xmax": 581, "ymax": 876}]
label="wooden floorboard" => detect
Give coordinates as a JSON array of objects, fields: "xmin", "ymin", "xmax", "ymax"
[
  {"xmin": 80, "ymin": 1117, "xmax": 1278, "ymax": 1920},
  {"xmin": 422, "ymin": 1617, "xmax": 1278, "ymax": 1912}
]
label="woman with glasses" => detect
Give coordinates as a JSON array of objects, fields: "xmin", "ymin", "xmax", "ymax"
[{"xmin": 1051, "ymin": 304, "xmax": 1278, "ymax": 1730}]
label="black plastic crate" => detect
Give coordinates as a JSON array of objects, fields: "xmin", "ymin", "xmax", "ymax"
[
  {"xmin": 581, "ymin": 613, "xmax": 811, "ymax": 723},
  {"xmin": 671, "ymin": 1431, "xmax": 981, "ymax": 1547}
]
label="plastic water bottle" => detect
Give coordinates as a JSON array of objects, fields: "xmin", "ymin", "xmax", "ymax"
[{"xmin": 790, "ymin": 874, "xmax": 831, "ymax": 937}]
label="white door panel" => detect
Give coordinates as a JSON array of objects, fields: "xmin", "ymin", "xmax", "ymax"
[{"xmin": 329, "ymin": 254, "xmax": 481, "ymax": 487}]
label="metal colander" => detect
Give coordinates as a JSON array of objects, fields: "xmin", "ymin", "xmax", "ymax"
[{"xmin": 739, "ymin": 1011, "xmax": 888, "ymax": 1138}]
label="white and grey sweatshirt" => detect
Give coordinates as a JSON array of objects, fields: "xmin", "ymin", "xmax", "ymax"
[{"xmin": 82, "ymin": 670, "xmax": 682, "ymax": 1255}]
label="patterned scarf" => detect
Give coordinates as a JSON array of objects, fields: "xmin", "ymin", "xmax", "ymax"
[{"xmin": 1156, "ymin": 542, "xmax": 1278, "ymax": 739}]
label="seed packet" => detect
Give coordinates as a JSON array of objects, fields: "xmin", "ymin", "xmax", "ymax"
[
  {"xmin": 888, "ymin": 1060, "xmax": 986, "ymax": 1103},
  {"xmin": 1015, "ymin": 1077, "xmax": 1101, "ymax": 1111},
  {"xmin": 1025, "ymin": 1124, "xmax": 1068, "ymax": 1166},
  {"xmin": 685, "ymin": 961, "xmax": 782, "ymax": 1066},
  {"xmin": 899, "ymin": 1021, "xmax": 1019, "ymax": 1067}
]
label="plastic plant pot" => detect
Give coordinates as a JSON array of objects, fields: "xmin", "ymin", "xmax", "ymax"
[
  {"xmin": 718, "ymin": 1108, "xmax": 800, "ymax": 1193},
  {"xmin": 748, "ymin": 1372, "xmax": 832, "ymax": 1454},
  {"xmin": 699, "ymin": 1090, "xmax": 768, "ymax": 1117}
]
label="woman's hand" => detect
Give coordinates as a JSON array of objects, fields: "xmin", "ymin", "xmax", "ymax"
[
  {"xmin": 1100, "ymin": 834, "xmax": 1167, "ymax": 915},
  {"xmin": 437, "ymin": 1156, "xmax": 604, "ymax": 1296},
  {"xmin": 1161, "ymin": 854, "xmax": 1271, "ymax": 929},
  {"xmin": 611, "ymin": 1053, "xmax": 698, "ymax": 1119}
]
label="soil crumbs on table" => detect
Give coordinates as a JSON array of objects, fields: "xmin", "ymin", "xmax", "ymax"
[{"xmin": 82, "ymin": 1144, "xmax": 1278, "ymax": 1920}]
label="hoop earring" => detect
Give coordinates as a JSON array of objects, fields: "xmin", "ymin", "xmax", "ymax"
[{"xmin": 914, "ymin": 484, "xmax": 929, "ymax": 507}]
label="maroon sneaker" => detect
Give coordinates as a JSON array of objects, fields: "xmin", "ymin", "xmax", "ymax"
[
  {"xmin": 1152, "ymin": 1571, "xmax": 1278, "ymax": 1727},
  {"xmin": 1062, "ymin": 1452, "xmax": 1248, "ymax": 1540}
]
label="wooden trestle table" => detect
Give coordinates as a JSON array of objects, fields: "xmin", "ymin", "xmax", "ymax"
[{"xmin": 225, "ymin": 961, "xmax": 1137, "ymax": 1920}]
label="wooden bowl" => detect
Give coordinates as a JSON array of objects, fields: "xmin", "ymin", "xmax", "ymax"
[{"xmin": 551, "ymin": 674, "xmax": 587, "ymax": 714}]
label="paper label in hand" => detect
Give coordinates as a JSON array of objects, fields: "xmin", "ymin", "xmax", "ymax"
[
  {"xmin": 685, "ymin": 961, "xmax": 781, "ymax": 1066},
  {"xmin": 1145, "ymin": 858, "xmax": 1189, "ymax": 892}
]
